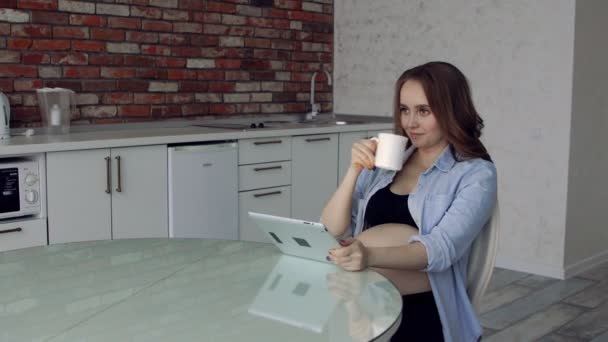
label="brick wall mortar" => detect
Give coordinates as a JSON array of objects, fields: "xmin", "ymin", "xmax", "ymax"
[{"xmin": 0, "ymin": 1, "xmax": 333, "ymax": 126}]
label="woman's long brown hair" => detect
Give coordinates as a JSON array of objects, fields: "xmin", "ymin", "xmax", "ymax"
[{"xmin": 393, "ymin": 61, "xmax": 492, "ymax": 162}]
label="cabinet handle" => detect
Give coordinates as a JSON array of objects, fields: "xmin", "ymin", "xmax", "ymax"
[
  {"xmin": 305, "ymin": 137, "xmax": 331, "ymax": 143},
  {"xmin": 115, "ymin": 156, "xmax": 122, "ymax": 193},
  {"xmin": 253, "ymin": 140, "xmax": 282, "ymax": 145},
  {"xmin": 253, "ymin": 165, "xmax": 282, "ymax": 172},
  {"xmin": 105, "ymin": 156, "xmax": 111, "ymax": 194},
  {"xmin": 254, "ymin": 191, "xmax": 282, "ymax": 198},
  {"xmin": 0, "ymin": 227, "xmax": 22, "ymax": 234}
]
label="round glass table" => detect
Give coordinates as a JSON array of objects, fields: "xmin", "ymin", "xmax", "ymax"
[{"xmin": 0, "ymin": 239, "xmax": 402, "ymax": 341}]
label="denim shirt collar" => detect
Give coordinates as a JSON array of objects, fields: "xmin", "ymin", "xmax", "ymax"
[
  {"xmin": 404, "ymin": 144, "xmax": 456, "ymax": 174},
  {"xmin": 374, "ymin": 145, "xmax": 455, "ymax": 182},
  {"xmin": 433, "ymin": 145, "xmax": 456, "ymax": 173}
]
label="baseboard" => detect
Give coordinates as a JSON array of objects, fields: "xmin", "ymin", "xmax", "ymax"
[
  {"xmin": 564, "ymin": 249, "xmax": 608, "ymax": 278},
  {"xmin": 495, "ymin": 257, "xmax": 565, "ymax": 279}
]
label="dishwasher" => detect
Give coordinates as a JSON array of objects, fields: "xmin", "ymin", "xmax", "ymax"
[{"xmin": 168, "ymin": 141, "xmax": 238, "ymax": 239}]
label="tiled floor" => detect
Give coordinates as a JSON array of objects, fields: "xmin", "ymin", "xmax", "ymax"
[{"xmin": 480, "ymin": 261, "xmax": 608, "ymax": 341}]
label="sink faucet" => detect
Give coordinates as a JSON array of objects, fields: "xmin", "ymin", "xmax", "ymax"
[{"xmin": 307, "ymin": 70, "xmax": 332, "ymax": 121}]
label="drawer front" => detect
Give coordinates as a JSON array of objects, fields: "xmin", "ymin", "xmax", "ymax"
[
  {"xmin": 239, "ymin": 186, "xmax": 291, "ymax": 243},
  {"xmin": 0, "ymin": 218, "xmax": 47, "ymax": 252},
  {"xmin": 239, "ymin": 161, "xmax": 291, "ymax": 191},
  {"xmin": 239, "ymin": 136, "xmax": 291, "ymax": 165}
]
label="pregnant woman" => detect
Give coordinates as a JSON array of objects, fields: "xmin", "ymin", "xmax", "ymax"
[{"xmin": 321, "ymin": 61, "xmax": 497, "ymax": 342}]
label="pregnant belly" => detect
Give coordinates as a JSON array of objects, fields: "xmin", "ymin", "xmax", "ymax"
[{"xmin": 357, "ymin": 224, "xmax": 432, "ymax": 295}]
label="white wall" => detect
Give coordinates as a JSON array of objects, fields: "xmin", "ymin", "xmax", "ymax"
[
  {"xmin": 334, "ymin": 0, "xmax": 576, "ymax": 277},
  {"xmin": 564, "ymin": 0, "xmax": 608, "ymax": 275}
]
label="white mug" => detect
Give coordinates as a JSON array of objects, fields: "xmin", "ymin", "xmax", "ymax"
[{"xmin": 370, "ymin": 133, "xmax": 408, "ymax": 171}]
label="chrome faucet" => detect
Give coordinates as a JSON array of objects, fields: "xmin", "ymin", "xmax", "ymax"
[{"xmin": 307, "ymin": 70, "xmax": 332, "ymax": 121}]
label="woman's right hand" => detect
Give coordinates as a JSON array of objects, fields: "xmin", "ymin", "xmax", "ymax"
[{"xmin": 350, "ymin": 139, "xmax": 377, "ymax": 172}]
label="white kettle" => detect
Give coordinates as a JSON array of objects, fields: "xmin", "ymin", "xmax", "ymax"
[{"xmin": 0, "ymin": 92, "xmax": 9, "ymax": 140}]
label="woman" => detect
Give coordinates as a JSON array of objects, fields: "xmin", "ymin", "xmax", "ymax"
[{"xmin": 320, "ymin": 61, "xmax": 497, "ymax": 342}]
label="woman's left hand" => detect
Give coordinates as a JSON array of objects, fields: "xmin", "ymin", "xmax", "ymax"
[{"xmin": 328, "ymin": 238, "xmax": 368, "ymax": 271}]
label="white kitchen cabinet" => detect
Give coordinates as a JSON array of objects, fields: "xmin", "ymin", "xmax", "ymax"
[
  {"xmin": 47, "ymin": 148, "xmax": 112, "ymax": 244},
  {"xmin": 238, "ymin": 136, "xmax": 291, "ymax": 165},
  {"xmin": 338, "ymin": 129, "xmax": 395, "ymax": 183},
  {"xmin": 338, "ymin": 131, "xmax": 368, "ymax": 183},
  {"xmin": 237, "ymin": 137, "xmax": 292, "ymax": 242},
  {"xmin": 47, "ymin": 145, "xmax": 168, "ymax": 244},
  {"xmin": 111, "ymin": 145, "xmax": 168, "ymax": 239},
  {"xmin": 239, "ymin": 161, "xmax": 291, "ymax": 192},
  {"xmin": 0, "ymin": 218, "xmax": 47, "ymax": 252},
  {"xmin": 239, "ymin": 186, "xmax": 291, "ymax": 243},
  {"xmin": 367, "ymin": 129, "xmax": 393, "ymax": 138},
  {"xmin": 291, "ymin": 133, "xmax": 338, "ymax": 222}
]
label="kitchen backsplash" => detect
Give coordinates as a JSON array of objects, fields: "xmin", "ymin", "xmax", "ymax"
[{"xmin": 0, "ymin": 0, "xmax": 333, "ymax": 127}]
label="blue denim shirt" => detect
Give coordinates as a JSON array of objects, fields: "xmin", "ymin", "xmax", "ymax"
[{"xmin": 349, "ymin": 145, "xmax": 497, "ymax": 342}]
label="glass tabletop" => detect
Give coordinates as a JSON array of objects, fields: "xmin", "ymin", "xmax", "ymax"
[{"xmin": 0, "ymin": 239, "xmax": 402, "ymax": 341}]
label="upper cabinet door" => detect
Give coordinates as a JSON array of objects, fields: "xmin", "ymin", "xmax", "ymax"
[
  {"xmin": 47, "ymin": 149, "xmax": 112, "ymax": 244},
  {"xmin": 111, "ymin": 145, "xmax": 168, "ymax": 239},
  {"xmin": 338, "ymin": 131, "xmax": 369, "ymax": 183},
  {"xmin": 291, "ymin": 134, "xmax": 338, "ymax": 222}
]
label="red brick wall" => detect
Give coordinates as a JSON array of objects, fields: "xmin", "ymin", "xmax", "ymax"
[{"xmin": 0, "ymin": 0, "xmax": 333, "ymax": 127}]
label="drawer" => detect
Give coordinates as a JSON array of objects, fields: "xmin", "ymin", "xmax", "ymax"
[
  {"xmin": 239, "ymin": 186, "xmax": 291, "ymax": 243},
  {"xmin": 239, "ymin": 161, "xmax": 291, "ymax": 191},
  {"xmin": 0, "ymin": 218, "xmax": 47, "ymax": 252},
  {"xmin": 239, "ymin": 136, "xmax": 291, "ymax": 165}
]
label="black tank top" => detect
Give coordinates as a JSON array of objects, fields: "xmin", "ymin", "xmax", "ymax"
[{"xmin": 364, "ymin": 184, "xmax": 418, "ymax": 229}]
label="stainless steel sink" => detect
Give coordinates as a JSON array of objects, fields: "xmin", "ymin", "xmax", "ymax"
[
  {"xmin": 188, "ymin": 113, "xmax": 383, "ymax": 130},
  {"xmin": 301, "ymin": 118, "xmax": 366, "ymax": 125},
  {"xmin": 293, "ymin": 118, "xmax": 367, "ymax": 126},
  {"xmin": 273, "ymin": 113, "xmax": 368, "ymax": 126}
]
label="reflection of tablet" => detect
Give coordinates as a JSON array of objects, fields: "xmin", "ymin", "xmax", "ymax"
[
  {"xmin": 248, "ymin": 212, "xmax": 340, "ymax": 264},
  {"xmin": 248, "ymin": 255, "xmax": 338, "ymax": 333}
]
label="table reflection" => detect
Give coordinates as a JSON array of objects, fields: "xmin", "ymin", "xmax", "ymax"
[
  {"xmin": 0, "ymin": 239, "xmax": 401, "ymax": 341},
  {"xmin": 248, "ymin": 255, "xmax": 339, "ymax": 333}
]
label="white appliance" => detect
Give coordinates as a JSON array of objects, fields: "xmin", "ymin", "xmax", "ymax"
[
  {"xmin": 0, "ymin": 158, "xmax": 42, "ymax": 220},
  {"xmin": 0, "ymin": 92, "xmax": 9, "ymax": 140},
  {"xmin": 168, "ymin": 142, "xmax": 238, "ymax": 239}
]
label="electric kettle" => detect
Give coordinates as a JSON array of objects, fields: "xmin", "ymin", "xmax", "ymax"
[{"xmin": 0, "ymin": 92, "xmax": 9, "ymax": 140}]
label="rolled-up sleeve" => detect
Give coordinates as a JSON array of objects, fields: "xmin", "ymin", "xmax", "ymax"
[
  {"xmin": 409, "ymin": 162, "xmax": 497, "ymax": 272},
  {"xmin": 346, "ymin": 169, "xmax": 369, "ymax": 238}
]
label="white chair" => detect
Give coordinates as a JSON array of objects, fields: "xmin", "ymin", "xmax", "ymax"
[{"xmin": 466, "ymin": 204, "xmax": 500, "ymax": 312}]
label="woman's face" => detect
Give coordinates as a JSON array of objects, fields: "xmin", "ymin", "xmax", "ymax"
[{"xmin": 399, "ymin": 80, "xmax": 447, "ymax": 151}]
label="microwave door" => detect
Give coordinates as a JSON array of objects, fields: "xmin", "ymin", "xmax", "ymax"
[{"xmin": 0, "ymin": 168, "xmax": 20, "ymax": 214}]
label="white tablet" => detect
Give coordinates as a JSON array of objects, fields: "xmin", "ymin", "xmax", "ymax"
[{"xmin": 248, "ymin": 212, "xmax": 340, "ymax": 263}]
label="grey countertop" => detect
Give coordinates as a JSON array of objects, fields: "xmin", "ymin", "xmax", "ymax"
[{"xmin": 0, "ymin": 113, "xmax": 392, "ymax": 156}]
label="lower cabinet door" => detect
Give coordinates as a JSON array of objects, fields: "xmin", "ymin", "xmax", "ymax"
[
  {"xmin": 338, "ymin": 131, "xmax": 368, "ymax": 183},
  {"xmin": 239, "ymin": 186, "xmax": 291, "ymax": 243},
  {"xmin": 111, "ymin": 145, "xmax": 168, "ymax": 239},
  {"xmin": 47, "ymin": 149, "xmax": 112, "ymax": 244},
  {"xmin": 0, "ymin": 218, "xmax": 47, "ymax": 252},
  {"xmin": 292, "ymin": 134, "xmax": 338, "ymax": 222}
]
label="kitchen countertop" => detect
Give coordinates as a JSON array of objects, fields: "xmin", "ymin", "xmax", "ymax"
[
  {"xmin": 0, "ymin": 238, "xmax": 402, "ymax": 341},
  {"xmin": 0, "ymin": 113, "xmax": 392, "ymax": 156}
]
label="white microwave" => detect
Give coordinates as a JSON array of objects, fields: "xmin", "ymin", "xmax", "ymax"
[{"xmin": 0, "ymin": 159, "xmax": 41, "ymax": 220}]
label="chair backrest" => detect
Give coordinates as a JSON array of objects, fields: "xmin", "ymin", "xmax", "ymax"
[{"xmin": 466, "ymin": 204, "xmax": 500, "ymax": 312}]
